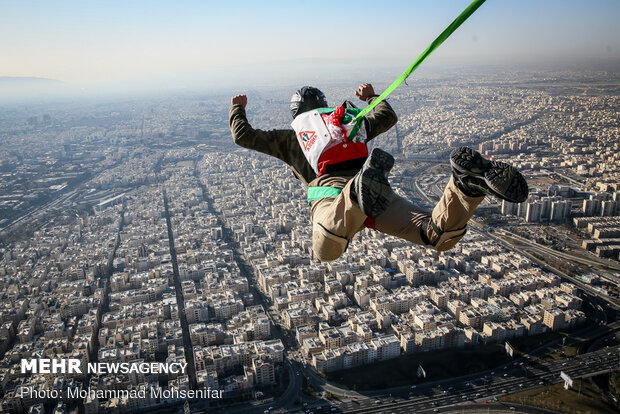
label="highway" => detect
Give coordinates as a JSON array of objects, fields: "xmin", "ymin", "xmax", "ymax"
[
  {"xmin": 279, "ymin": 319, "xmax": 619, "ymax": 414},
  {"xmin": 200, "ymin": 321, "xmax": 619, "ymax": 414},
  {"xmin": 496, "ymin": 228, "xmax": 620, "ymax": 273},
  {"xmin": 311, "ymin": 345, "xmax": 620, "ymax": 414},
  {"xmin": 0, "ymin": 187, "xmax": 79, "ymax": 234}
]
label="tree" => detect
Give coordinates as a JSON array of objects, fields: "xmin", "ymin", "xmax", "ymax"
[{"xmin": 610, "ymin": 370, "xmax": 620, "ymax": 401}]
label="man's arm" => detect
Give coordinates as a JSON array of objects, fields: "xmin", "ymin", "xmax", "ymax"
[
  {"xmin": 229, "ymin": 94, "xmax": 295, "ymax": 163},
  {"xmin": 355, "ymin": 83, "xmax": 398, "ymax": 141}
]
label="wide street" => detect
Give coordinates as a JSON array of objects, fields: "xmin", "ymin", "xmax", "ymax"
[{"xmin": 296, "ymin": 345, "xmax": 619, "ymax": 414}]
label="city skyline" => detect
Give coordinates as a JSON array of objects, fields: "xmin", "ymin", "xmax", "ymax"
[{"xmin": 2, "ymin": 0, "xmax": 620, "ymax": 98}]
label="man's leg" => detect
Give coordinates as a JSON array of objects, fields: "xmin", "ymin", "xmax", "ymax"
[
  {"xmin": 310, "ymin": 148, "xmax": 395, "ymax": 262},
  {"xmin": 310, "ymin": 179, "xmax": 368, "ymax": 262},
  {"xmin": 375, "ymin": 146, "xmax": 527, "ymax": 251},
  {"xmin": 374, "ymin": 176, "xmax": 484, "ymax": 251}
]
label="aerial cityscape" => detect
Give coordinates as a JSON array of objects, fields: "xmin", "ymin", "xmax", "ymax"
[{"xmin": 0, "ymin": 66, "xmax": 618, "ymax": 414}]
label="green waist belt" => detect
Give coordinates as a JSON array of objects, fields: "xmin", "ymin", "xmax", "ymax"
[{"xmin": 307, "ymin": 186, "xmax": 342, "ymax": 204}]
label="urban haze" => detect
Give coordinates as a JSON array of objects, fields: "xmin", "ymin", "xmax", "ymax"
[{"xmin": 0, "ymin": 67, "xmax": 619, "ymax": 414}]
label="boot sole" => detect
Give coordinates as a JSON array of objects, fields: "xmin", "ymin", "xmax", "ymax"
[
  {"xmin": 450, "ymin": 147, "xmax": 528, "ymax": 203},
  {"xmin": 356, "ymin": 148, "xmax": 395, "ymax": 217}
]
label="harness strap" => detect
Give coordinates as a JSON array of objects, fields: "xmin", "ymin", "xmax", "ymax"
[
  {"xmin": 307, "ymin": 187, "xmax": 376, "ymax": 230},
  {"xmin": 307, "ymin": 186, "xmax": 342, "ymax": 204}
]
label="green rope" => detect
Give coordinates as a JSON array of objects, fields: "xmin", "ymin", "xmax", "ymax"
[{"xmin": 354, "ymin": 0, "xmax": 487, "ymax": 121}]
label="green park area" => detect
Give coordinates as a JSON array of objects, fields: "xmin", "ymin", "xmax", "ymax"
[
  {"xmin": 325, "ymin": 343, "xmax": 511, "ymax": 391},
  {"xmin": 500, "ymin": 375, "xmax": 619, "ymax": 414}
]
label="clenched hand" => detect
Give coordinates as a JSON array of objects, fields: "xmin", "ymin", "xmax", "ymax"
[
  {"xmin": 355, "ymin": 83, "xmax": 375, "ymax": 101},
  {"xmin": 231, "ymin": 94, "xmax": 247, "ymax": 108}
]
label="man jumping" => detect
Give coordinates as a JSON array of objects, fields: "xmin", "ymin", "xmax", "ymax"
[{"xmin": 229, "ymin": 83, "xmax": 528, "ymax": 261}]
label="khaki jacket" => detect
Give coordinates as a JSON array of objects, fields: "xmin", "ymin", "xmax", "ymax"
[{"xmin": 229, "ymin": 95, "xmax": 397, "ymax": 188}]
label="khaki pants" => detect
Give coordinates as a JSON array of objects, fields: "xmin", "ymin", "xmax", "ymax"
[{"xmin": 310, "ymin": 176, "xmax": 484, "ymax": 262}]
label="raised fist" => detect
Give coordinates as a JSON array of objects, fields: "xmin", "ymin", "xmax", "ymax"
[
  {"xmin": 355, "ymin": 83, "xmax": 375, "ymax": 101},
  {"xmin": 231, "ymin": 94, "xmax": 247, "ymax": 108}
]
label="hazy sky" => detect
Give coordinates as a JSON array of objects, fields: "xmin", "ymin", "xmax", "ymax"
[{"xmin": 1, "ymin": 0, "xmax": 619, "ymax": 92}]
